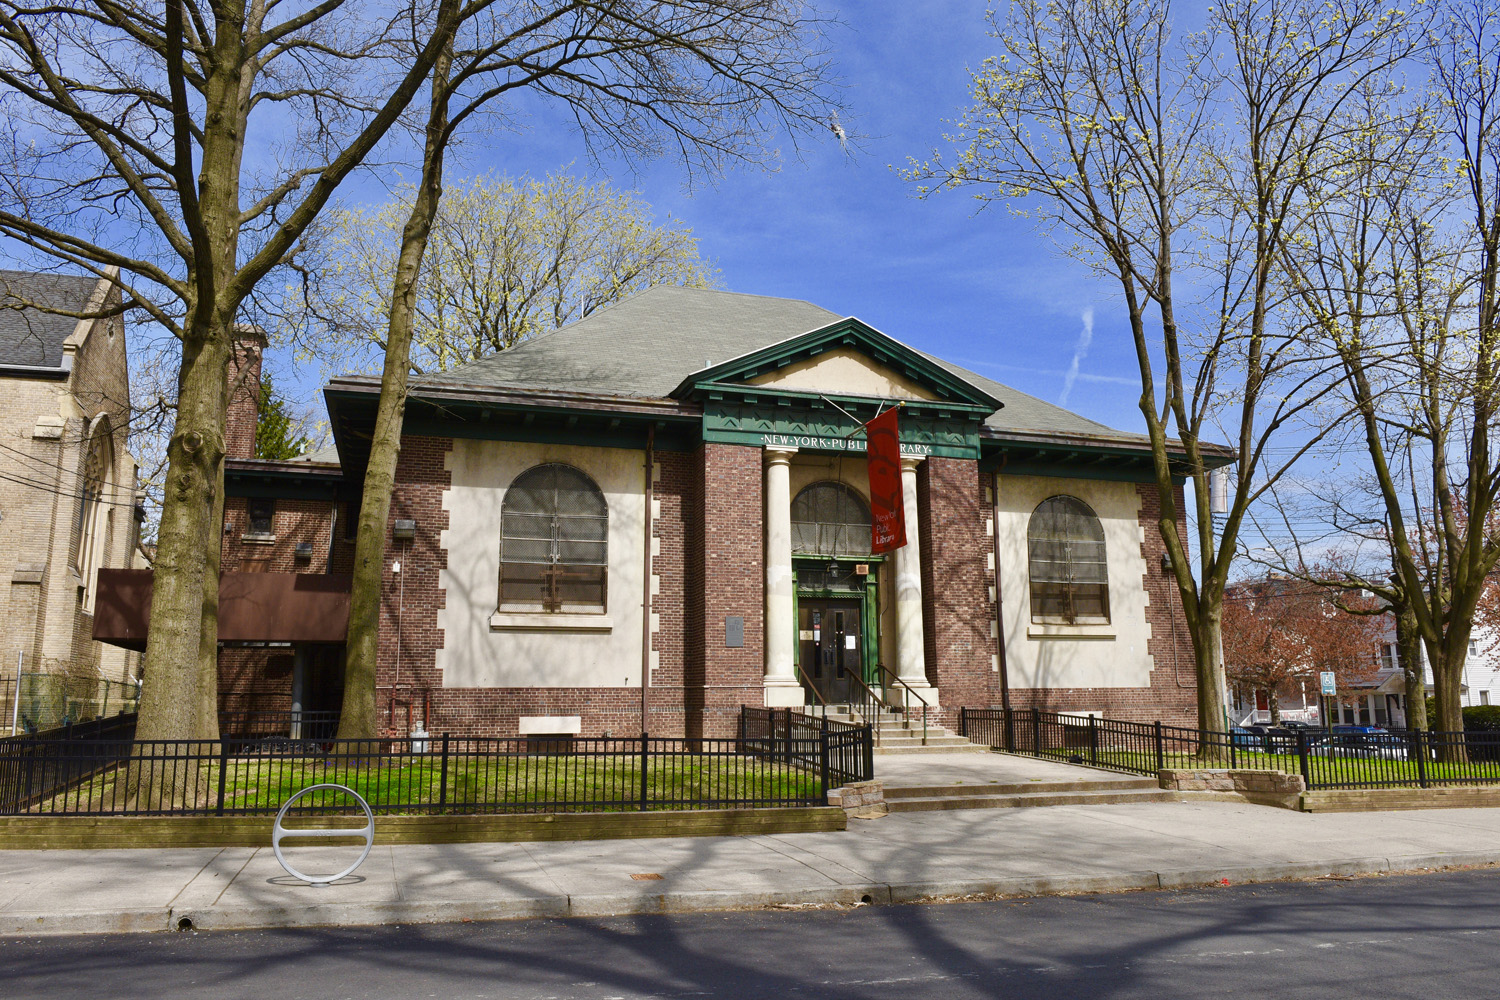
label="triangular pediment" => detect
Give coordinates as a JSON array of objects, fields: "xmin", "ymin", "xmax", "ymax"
[
  {"xmin": 669, "ymin": 318, "xmax": 1004, "ymax": 411},
  {"xmin": 744, "ymin": 346, "xmax": 940, "ymax": 400}
]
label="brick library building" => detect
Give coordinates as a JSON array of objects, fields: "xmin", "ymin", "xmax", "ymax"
[{"xmin": 96, "ymin": 287, "xmax": 1221, "ymax": 739}]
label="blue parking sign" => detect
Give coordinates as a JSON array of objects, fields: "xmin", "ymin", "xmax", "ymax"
[{"xmin": 1320, "ymin": 671, "xmax": 1337, "ymax": 696}]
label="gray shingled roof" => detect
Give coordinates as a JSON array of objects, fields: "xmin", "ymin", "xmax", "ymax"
[
  {"xmin": 0, "ymin": 269, "xmax": 100, "ymax": 369},
  {"xmin": 423, "ymin": 285, "xmax": 1139, "ymax": 442},
  {"xmin": 288, "ymin": 444, "xmax": 342, "ymax": 466}
]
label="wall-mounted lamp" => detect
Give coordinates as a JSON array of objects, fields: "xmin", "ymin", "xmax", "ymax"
[
  {"xmin": 294, "ymin": 541, "xmax": 314, "ymax": 560},
  {"xmin": 393, "ymin": 519, "xmax": 417, "ymax": 541}
]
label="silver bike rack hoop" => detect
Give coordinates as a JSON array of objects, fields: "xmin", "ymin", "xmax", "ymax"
[{"xmin": 272, "ymin": 783, "xmax": 375, "ymax": 887}]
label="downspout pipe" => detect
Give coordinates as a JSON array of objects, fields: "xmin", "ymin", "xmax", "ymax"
[
  {"xmin": 641, "ymin": 425, "xmax": 655, "ymax": 733},
  {"xmin": 991, "ymin": 461, "xmax": 1012, "ymax": 717}
]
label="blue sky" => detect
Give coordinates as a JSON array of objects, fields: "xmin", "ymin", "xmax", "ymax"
[{"xmin": 278, "ymin": 0, "xmax": 1149, "ymax": 436}]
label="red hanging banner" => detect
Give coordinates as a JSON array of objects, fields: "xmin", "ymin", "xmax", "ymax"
[{"xmin": 866, "ymin": 406, "xmax": 906, "ymax": 554}]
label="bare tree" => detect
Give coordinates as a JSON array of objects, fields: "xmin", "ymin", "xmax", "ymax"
[
  {"xmin": 0, "ymin": 1, "xmax": 475, "ymax": 761},
  {"xmin": 322, "ymin": 1, "xmax": 842, "ymax": 738},
  {"xmin": 301, "ymin": 171, "xmax": 720, "ymax": 378},
  {"xmin": 905, "ymin": 0, "xmax": 1416, "ymax": 739},
  {"xmin": 1263, "ymin": 4, "xmax": 1500, "ymax": 749}
]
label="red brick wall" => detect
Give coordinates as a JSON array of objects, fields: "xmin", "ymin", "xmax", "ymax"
[
  {"xmin": 917, "ymin": 457, "xmax": 1000, "ymax": 728},
  {"xmin": 647, "ymin": 450, "xmax": 691, "ymax": 735},
  {"xmin": 1003, "ymin": 481, "xmax": 1198, "ymax": 726},
  {"xmin": 225, "ymin": 331, "xmax": 264, "ymax": 461},
  {"xmin": 369, "ymin": 435, "xmax": 452, "ymax": 736},
  {"xmin": 221, "ymin": 496, "xmax": 354, "ymax": 573},
  {"xmin": 689, "ymin": 443, "xmax": 764, "ymax": 737},
  {"xmin": 217, "ymin": 647, "xmax": 293, "ymax": 715}
]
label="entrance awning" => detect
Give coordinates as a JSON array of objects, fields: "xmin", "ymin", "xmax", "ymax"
[{"xmin": 92, "ymin": 568, "xmax": 352, "ymax": 650}]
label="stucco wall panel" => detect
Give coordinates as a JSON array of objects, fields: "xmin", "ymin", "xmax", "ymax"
[
  {"xmin": 437, "ymin": 439, "xmax": 648, "ymax": 689},
  {"xmin": 998, "ymin": 475, "xmax": 1154, "ymax": 690}
]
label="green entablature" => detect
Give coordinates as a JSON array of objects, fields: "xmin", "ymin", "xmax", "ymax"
[{"xmin": 702, "ymin": 396, "xmax": 983, "ymax": 459}]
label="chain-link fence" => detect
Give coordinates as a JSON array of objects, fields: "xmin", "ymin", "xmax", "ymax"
[{"xmin": 1, "ymin": 673, "xmax": 140, "ymax": 735}]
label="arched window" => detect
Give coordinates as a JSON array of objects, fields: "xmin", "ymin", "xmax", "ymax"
[
  {"xmin": 500, "ymin": 463, "xmax": 608, "ymax": 612},
  {"xmin": 791, "ymin": 482, "xmax": 872, "ymax": 557},
  {"xmin": 1027, "ymin": 496, "xmax": 1110, "ymax": 624}
]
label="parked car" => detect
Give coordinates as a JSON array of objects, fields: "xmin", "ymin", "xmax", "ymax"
[
  {"xmin": 1231, "ymin": 725, "xmax": 1302, "ymax": 753},
  {"xmin": 1325, "ymin": 726, "xmax": 1408, "ymax": 760},
  {"xmin": 1229, "ymin": 726, "xmax": 1263, "ymax": 749}
]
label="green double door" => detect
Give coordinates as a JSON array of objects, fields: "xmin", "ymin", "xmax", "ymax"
[{"xmin": 798, "ymin": 597, "xmax": 865, "ymax": 704}]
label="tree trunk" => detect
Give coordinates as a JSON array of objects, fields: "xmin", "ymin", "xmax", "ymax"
[
  {"xmin": 338, "ymin": 47, "xmax": 454, "ymax": 741},
  {"xmin": 1196, "ymin": 608, "xmax": 1229, "ymax": 760},
  {"xmin": 196, "ymin": 453, "xmax": 226, "ymax": 744},
  {"xmin": 1428, "ymin": 637, "xmax": 1467, "ymax": 762},
  {"xmin": 1397, "ymin": 604, "xmax": 1426, "ymax": 732},
  {"xmin": 130, "ymin": 329, "xmax": 228, "ymax": 806},
  {"xmin": 1268, "ymin": 687, "xmax": 1280, "ymax": 727}
]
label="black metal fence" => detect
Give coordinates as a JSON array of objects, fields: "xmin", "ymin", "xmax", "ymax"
[
  {"xmin": 0, "ymin": 713, "xmax": 873, "ymax": 817},
  {"xmin": 0, "ymin": 712, "xmax": 138, "ymax": 812},
  {"xmin": 739, "ymin": 707, "xmax": 874, "ymax": 787},
  {"xmin": 218, "ymin": 710, "xmax": 340, "ymax": 744},
  {"xmin": 960, "ymin": 707, "xmax": 1500, "ymax": 791}
]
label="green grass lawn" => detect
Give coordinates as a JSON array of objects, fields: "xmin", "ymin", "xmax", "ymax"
[{"xmin": 31, "ymin": 750, "xmax": 825, "ymax": 815}]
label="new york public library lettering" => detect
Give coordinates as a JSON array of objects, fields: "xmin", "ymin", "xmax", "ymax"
[{"xmin": 93, "ymin": 287, "xmax": 1231, "ymax": 739}]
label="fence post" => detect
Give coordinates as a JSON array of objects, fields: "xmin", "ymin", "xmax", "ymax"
[
  {"xmin": 819, "ymin": 716, "xmax": 831, "ymax": 803},
  {"xmin": 959, "ymin": 707, "xmax": 968, "ymax": 738},
  {"xmin": 1005, "ymin": 707, "xmax": 1016, "ymax": 753},
  {"xmin": 639, "ymin": 732, "xmax": 649, "ymax": 811},
  {"xmin": 1415, "ymin": 729, "xmax": 1429, "ymax": 789},
  {"xmin": 1297, "ymin": 730, "xmax": 1311, "ymax": 791},
  {"xmin": 1088, "ymin": 714, "xmax": 1099, "ymax": 767},
  {"xmin": 863, "ymin": 723, "xmax": 874, "ymax": 781},
  {"xmin": 784, "ymin": 707, "xmax": 793, "ymax": 763},
  {"xmin": 1032, "ymin": 707, "xmax": 1042, "ymax": 757},
  {"xmin": 1154, "ymin": 720, "xmax": 1164, "ymax": 774},
  {"xmin": 438, "ymin": 733, "xmax": 450, "ymax": 809},
  {"xmin": 215, "ymin": 739, "xmax": 229, "ymax": 816}
]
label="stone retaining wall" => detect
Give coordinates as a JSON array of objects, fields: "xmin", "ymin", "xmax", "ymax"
[
  {"xmin": 827, "ymin": 780, "xmax": 887, "ymax": 819},
  {"xmin": 1158, "ymin": 769, "xmax": 1306, "ymax": 795}
]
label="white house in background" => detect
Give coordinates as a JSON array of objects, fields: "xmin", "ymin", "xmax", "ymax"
[
  {"xmin": 1374, "ymin": 626, "xmax": 1500, "ymax": 712},
  {"xmin": 1263, "ymin": 622, "xmax": 1500, "ymax": 730}
]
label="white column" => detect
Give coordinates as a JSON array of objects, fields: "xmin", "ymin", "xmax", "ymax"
[
  {"xmin": 763, "ymin": 447, "xmax": 802, "ymax": 707},
  {"xmin": 894, "ymin": 455, "xmax": 938, "ymax": 706}
]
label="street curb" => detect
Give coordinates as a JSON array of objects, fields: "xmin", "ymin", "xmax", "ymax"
[{"xmin": 6, "ymin": 851, "xmax": 1500, "ymax": 936}]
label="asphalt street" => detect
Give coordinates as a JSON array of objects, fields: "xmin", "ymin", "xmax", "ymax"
[{"xmin": 2, "ymin": 867, "xmax": 1498, "ymax": 999}]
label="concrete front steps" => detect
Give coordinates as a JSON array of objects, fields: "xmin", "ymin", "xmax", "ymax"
[
  {"xmin": 884, "ymin": 777, "xmax": 1176, "ymax": 813},
  {"xmin": 824, "ymin": 709, "xmax": 988, "ymax": 755}
]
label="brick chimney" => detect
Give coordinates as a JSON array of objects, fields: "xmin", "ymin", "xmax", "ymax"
[{"xmin": 225, "ymin": 324, "xmax": 266, "ymax": 460}]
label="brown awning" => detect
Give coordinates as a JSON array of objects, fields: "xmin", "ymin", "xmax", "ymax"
[{"xmin": 93, "ymin": 568, "xmax": 352, "ymax": 650}]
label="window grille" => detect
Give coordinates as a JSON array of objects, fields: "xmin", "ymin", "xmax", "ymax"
[
  {"xmin": 247, "ymin": 498, "xmax": 275, "ymax": 536},
  {"xmin": 791, "ymin": 482, "xmax": 872, "ymax": 558},
  {"xmin": 1027, "ymin": 495, "xmax": 1110, "ymax": 624},
  {"xmin": 500, "ymin": 463, "xmax": 608, "ymax": 612}
]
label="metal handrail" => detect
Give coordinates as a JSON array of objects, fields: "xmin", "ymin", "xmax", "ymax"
[
  {"xmin": 792, "ymin": 662, "xmax": 829, "ymax": 722},
  {"xmin": 839, "ymin": 667, "xmax": 889, "ymax": 746},
  {"xmin": 880, "ymin": 665, "xmax": 929, "ymax": 746}
]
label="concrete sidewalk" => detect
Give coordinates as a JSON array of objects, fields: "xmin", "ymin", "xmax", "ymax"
[{"xmin": 4, "ymin": 798, "xmax": 1500, "ymax": 936}]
